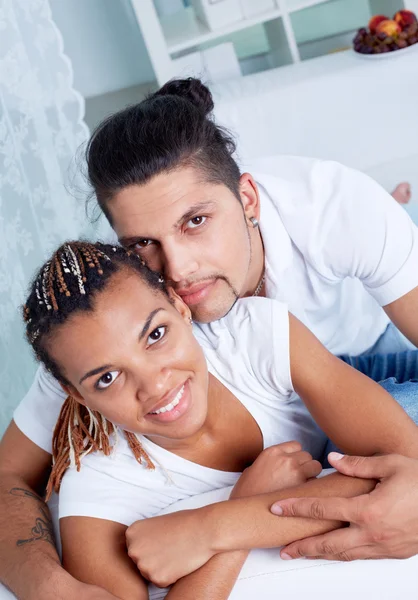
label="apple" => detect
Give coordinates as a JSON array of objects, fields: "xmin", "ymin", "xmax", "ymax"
[
  {"xmin": 375, "ymin": 19, "xmax": 402, "ymax": 37},
  {"xmin": 368, "ymin": 14, "xmax": 389, "ymax": 33},
  {"xmin": 394, "ymin": 9, "xmax": 417, "ymax": 30}
]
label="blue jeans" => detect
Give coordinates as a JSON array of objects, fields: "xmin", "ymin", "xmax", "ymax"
[{"xmin": 323, "ymin": 324, "xmax": 418, "ymax": 464}]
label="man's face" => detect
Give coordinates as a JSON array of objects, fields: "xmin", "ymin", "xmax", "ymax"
[{"xmin": 108, "ymin": 167, "xmax": 261, "ymax": 323}]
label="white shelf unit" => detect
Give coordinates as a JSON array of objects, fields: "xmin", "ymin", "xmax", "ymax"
[
  {"xmin": 162, "ymin": 5, "xmax": 284, "ymax": 54},
  {"xmin": 131, "ymin": 0, "xmax": 332, "ymax": 85}
]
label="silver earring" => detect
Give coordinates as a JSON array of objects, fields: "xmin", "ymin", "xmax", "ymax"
[
  {"xmin": 189, "ymin": 317, "xmax": 193, "ymax": 325},
  {"xmin": 250, "ymin": 217, "xmax": 259, "ymax": 228}
]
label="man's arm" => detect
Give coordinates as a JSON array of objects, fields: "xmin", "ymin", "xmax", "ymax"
[
  {"xmin": 288, "ymin": 314, "xmax": 418, "ymax": 459},
  {"xmin": 271, "ymin": 453, "xmax": 418, "ymax": 561},
  {"xmin": 0, "ymin": 422, "xmax": 118, "ymax": 600},
  {"xmin": 384, "ymin": 286, "xmax": 418, "ymax": 347}
]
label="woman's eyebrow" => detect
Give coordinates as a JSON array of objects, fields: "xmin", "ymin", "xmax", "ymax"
[
  {"xmin": 79, "ymin": 364, "xmax": 112, "ymax": 385},
  {"xmin": 79, "ymin": 308, "xmax": 165, "ymax": 384},
  {"xmin": 139, "ymin": 307, "xmax": 165, "ymax": 341}
]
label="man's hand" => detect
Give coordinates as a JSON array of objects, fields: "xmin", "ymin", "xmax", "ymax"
[
  {"xmin": 126, "ymin": 509, "xmax": 215, "ymax": 586},
  {"xmin": 231, "ymin": 442, "xmax": 322, "ymax": 499},
  {"xmin": 270, "ymin": 452, "xmax": 418, "ymax": 561}
]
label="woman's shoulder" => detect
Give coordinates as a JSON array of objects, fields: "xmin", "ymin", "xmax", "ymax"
[
  {"xmin": 195, "ymin": 297, "xmax": 293, "ymax": 397},
  {"xmin": 58, "ymin": 433, "xmax": 166, "ymax": 525},
  {"xmin": 194, "ymin": 297, "xmax": 289, "ymax": 348}
]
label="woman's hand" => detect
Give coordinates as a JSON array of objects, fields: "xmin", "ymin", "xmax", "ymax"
[
  {"xmin": 231, "ymin": 441, "xmax": 322, "ymax": 499},
  {"xmin": 125, "ymin": 442, "xmax": 322, "ymax": 586},
  {"xmin": 126, "ymin": 508, "xmax": 215, "ymax": 587}
]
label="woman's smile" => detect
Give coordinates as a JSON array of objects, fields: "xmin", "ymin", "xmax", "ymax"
[{"xmin": 145, "ymin": 379, "xmax": 191, "ymax": 424}]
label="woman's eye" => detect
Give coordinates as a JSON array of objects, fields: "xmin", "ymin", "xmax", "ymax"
[
  {"xmin": 147, "ymin": 326, "xmax": 167, "ymax": 346},
  {"xmin": 187, "ymin": 216, "xmax": 206, "ymax": 229},
  {"xmin": 96, "ymin": 371, "xmax": 119, "ymax": 390}
]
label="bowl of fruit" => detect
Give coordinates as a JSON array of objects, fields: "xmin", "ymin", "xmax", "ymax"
[{"xmin": 353, "ymin": 9, "xmax": 418, "ymax": 57}]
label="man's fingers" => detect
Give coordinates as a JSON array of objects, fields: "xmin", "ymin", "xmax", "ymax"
[
  {"xmin": 280, "ymin": 527, "xmax": 367, "ymax": 560},
  {"xmin": 271, "ymin": 495, "xmax": 365, "ymax": 523},
  {"xmin": 318, "ymin": 546, "xmax": 382, "ymax": 561},
  {"xmin": 328, "ymin": 452, "xmax": 399, "ymax": 480}
]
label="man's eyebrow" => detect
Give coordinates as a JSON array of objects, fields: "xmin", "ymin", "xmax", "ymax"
[
  {"xmin": 175, "ymin": 201, "xmax": 216, "ymax": 229},
  {"xmin": 119, "ymin": 235, "xmax": 148, "ymax": 247},
  {"xmin": 79, "ymin": 308, "xmax": 165, "ymax": 385},
  {"xmin": 119, "ymin": 202, "xmax": 216, "ymax": 246}
]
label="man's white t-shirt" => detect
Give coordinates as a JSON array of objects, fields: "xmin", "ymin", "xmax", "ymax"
[
  {"xmin": 13, "ymin": 156, "xmax": 418, "ymax": 453},
  {"xmin": 253, "ymin": 156, "xmax": 418, "ymax": 356},
  {"xmin": 58, "ymin": 298, "xmax": 326, "ymax": 525}
]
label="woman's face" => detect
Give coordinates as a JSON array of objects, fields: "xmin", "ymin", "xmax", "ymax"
[{"xmin": 46, "ymin": 269, "xmax": 209, "ymax": 450}]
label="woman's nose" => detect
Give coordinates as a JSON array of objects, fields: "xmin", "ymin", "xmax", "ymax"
[{"xmin": 135, "ymin": 366, "xmax": 172, "ymax": 403}]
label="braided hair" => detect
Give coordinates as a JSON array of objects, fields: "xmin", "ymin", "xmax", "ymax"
[{"xmin": 23, "ymin": 242, "xmax": 161, "ymax": 499}]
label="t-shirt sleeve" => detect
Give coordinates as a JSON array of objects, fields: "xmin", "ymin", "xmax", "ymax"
[
  {"xmin": 58, "ymin": 447, "xmax": 164, "ymax": 527},
  {"xmin": 296, "ymin": 161, "xmax": 418, "ymax": 306},
  {"xmin": 13, "ymin": 366, "xmax": 66, "ymax": 453}
]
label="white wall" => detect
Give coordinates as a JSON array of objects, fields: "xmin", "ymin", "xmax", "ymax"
[
  {"xmin": 404, "ymin": 0, "xmax": 418, "ymax": 11},
  {"xmin": 50, "ymin": 0, "xmax": 155, "ymax": 98}
]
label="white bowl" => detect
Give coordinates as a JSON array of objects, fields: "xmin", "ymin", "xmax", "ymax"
[{"xmin": 353, "ymin": 40, "xmax": 418, "ymax": 59}]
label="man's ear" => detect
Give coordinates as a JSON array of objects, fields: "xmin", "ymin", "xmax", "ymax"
[
  {"xmin": 167, "ymin": 287, "xmax": 192, "ymax": 324},
  {"xmin": 239, "ymin": 173, "xmax": 261, "ymax": 224},
  {"xmin": 60, "ymin": 383, "xmax": 86, "ymax": 406}
]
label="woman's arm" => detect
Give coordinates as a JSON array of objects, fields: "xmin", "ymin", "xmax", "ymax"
[
  {"xmin": 61, "ymin": 515, "xmax": 248, "ymax": 600},
  {"xmin": 166, "ymin": 552, "xmax": 249, "ymax": 600},
  {"xmin": 60, "ymin": 517, "xmax": 148, "ymax": 600},
  {"xmin": 289, "ymin": 314, "xmax": 418, "ymax": 459},
  {"xmin": 126, "ymin": 470, "xmax": 374, "ymax": 585}
]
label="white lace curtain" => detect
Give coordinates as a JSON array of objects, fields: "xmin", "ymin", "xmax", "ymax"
[{"xmin": 0, "ymin": 0, "xmax": 92, "ymax": 436}]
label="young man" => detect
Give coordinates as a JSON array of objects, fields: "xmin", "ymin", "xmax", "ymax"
[{"xmin": 1, "ymin": 79, "xmax": 418, "ymax": 599}]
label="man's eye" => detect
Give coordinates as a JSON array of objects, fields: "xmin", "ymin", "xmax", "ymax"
[
  {"xmin": 96, "ymin": 371, "xmax": 119, "ymax": 390},
  {"xmin": 187, "ymin": 216, "xmax": 206, "ymax": 229},
  {"xmin": 147, "ymin": 326, "xmax": 167, "ymax": 346},
  {"xmin": 133, "ymin": 239, "xmax": 153, "ymax": 251}
]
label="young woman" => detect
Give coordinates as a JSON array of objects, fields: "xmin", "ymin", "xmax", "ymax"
[{"xmin": 23, "ymin": 241, "xmax": 418, "ymax": 600}]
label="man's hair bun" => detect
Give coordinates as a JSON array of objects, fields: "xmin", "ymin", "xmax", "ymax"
[{"xmin": 153, "ymin": 78, "xmax": 214, "ymax": 116}]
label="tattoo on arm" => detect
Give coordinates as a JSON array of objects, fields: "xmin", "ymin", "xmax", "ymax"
[{"xmin": 9, "ymin": 488, "xmax": 56, "ymax": 548}]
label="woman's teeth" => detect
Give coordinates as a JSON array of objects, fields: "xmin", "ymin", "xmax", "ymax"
[{"xmin": 149, "ymin": 384, "xmax": 185, "ymax": 415}]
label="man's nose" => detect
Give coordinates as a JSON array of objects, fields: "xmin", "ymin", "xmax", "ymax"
[{"xmin": 163, "ymin": 242, "xmax": 199, "ymax": 283}]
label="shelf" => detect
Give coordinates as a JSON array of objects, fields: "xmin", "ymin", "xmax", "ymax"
[
  {"xmin": 134, "ymin": 0, "xmax": 361, "ymax": 85},
  {"xmin": 161, "ymin": 6, "xmax": 283, "ymax": 55},
  {"xmin": 286, "ymin": 0, "xmax": 331, "ymax": 14}
]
